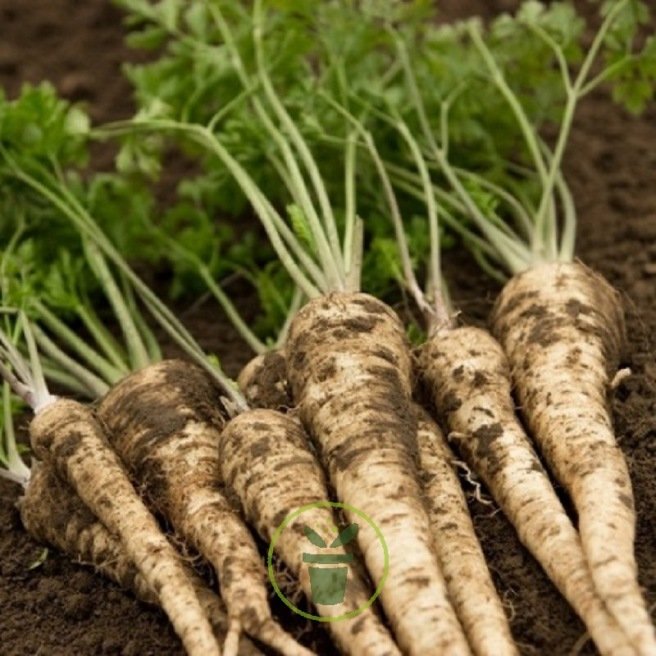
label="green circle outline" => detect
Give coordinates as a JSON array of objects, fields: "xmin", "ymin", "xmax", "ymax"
[{"xmin": 267, "ymin": 501, "xmax": 389, "ymax": 622}]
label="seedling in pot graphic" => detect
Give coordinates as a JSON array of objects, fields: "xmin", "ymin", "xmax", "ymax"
[{"xmin": 302, "ymin": 523, "xmax": 359, "ymax": 605}]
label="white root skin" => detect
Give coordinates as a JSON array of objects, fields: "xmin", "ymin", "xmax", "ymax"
[
  {"xmin": 420, "ymin": 325, "xmax": 636, "ymax": 656},
  {"xmin": 26, "ymin": 466, "xmax": 261, "ymax": 654},
  {"xmin": 287, "ymin": 293, "xmax": 471, "ymax": 656},
  {"xmin": 29, "ymin": 398, "xmax": 220, "ymax": 656},
  {"xmin": 238, "ymin": 351, "xmax": 291, "ymax": 410},
  {"xmin": 96, "ymin": 360, "xmax": 309, "ymax": 656},
  {"xmin": 491, "ymin": 262, "xmax": 655, "ymax": 654},
  {"xmin": 19, "ymin": 462, "xmax": 263, "ymax": 655},
  {"xmin": 219, "ymin": 409, "xmax": 401, "ymax": 656},
  {"xmin": 414, "ymin": 403, "xmax": 519, "ymax": 656}
]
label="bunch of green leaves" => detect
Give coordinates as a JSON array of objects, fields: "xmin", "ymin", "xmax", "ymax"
[
  {"xmin": 111, "ymin": 2, "xmax": 579, "ymax": 199},
  {"xmin": 0, "ymin": 84, "xmax": 274, "ymax": 345},
  {"xmin": 109, "ymin": 0, "xmax": 655, "ymax": 312},
  {"xmin": 7, "ymin": 1, "xmax": 650, "ymax": 346},
  {"xmin": 0, "ymin": 83, "xmax": 89, "ymax": 167}
]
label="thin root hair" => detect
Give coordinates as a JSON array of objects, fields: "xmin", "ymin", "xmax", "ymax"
[
  {"xmin": 451, "ymin": 456, "xmax": 495, "ymax": 507},
  {"xmin": 568, "ymin": 630, "xmax": 591, "ymax": 656}
]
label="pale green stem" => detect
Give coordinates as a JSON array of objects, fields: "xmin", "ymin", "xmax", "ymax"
[
  {"xmin": 32, "ymin": 300, "xmax": 126, "ymax": 383},
  {"xmin": 533, "ymin": 0, "xmax": 629, "ymax": 263},
  {"xmin": 31, "ymin": 324, "xmax": 109, "ymax": 398},
  {"xmin": 1, "ymin": 382, "xmax": 30, "ymax": 485},
  {"xmin": 471, "ymin": 246, "xmax": 509, "ymax": 284},
  {"xmin": 252, "ymin": 0, "xmax": 345, "ymax": 279},
  {"xmin": 265, "ymin": 153, "xmax": 330, "ymax": 285},
  {"xmin": 92, "ymin": 122, "xmax": 322, "ymax": 298},
  {"xmin": 249, "ymin": 101, "xmax": 342, "ymax": 289},
  {"xmin": 3, "ymin": 157, "xmax": 248, "ymax": 411},
  {"xmin": 275, "ymin": 286, "xmax": 303, "ymax": 350},
  {"xmin": 580, "ymin": 53, "xmax": 637, "ymax": 98},
  {"xmin": 342, "ymin": 132, "xmax": 357, "ymax": 273},
  {"xmin": 556, "ymin": 171, "xmax": 577, "ymax": 262},
  {"xmin": 395, "ymin": 155, "xmax": 525, "ymax": 243},
  {"xmin": 122, "ymin": 277, "xmax": 162, "ymax": 364},
  {"xmin": 1, "ymin": 219, "xmax": 26, "ymax": 300},
  {"xmin": 76, "ymin": 303, "xmax": 129, "ymax": 371},
  {"xmin": 141, "ymin": 207, "xmax": 275, "ymax": 354},
  {"xmin": 0, "ymin": 359, "xmax": 35, "ymax": 410},
  {"xmin": 440, "ymin": 99, "xmax": 451, "ymax": 159},
  {"xmin": 20, "ymin": 313, "xmax": 52, "ymax": 412},
  {"xmin": 0, "ymin": 313, "xmax": 55, "ymax": 412},
  {"xmin": 524, "ymin": 22, "xmax": 573, "ymax": 93},
  {"xmin": 83, "ymin": 240, "xmax": 150, "ymax": 371},
  {"xmin": 451, "ymin": 166, "xmax": 534, "ymax": 239},
  {"xmin": 345, "ymin": 217, "xmax": 364, "ymax": 295},
  {"xmin": 41, "ymin": 360, "xmax": 99, "ymax": 399},
  {"xmin": 208, "ymin": 4, "xmax": 342, "ymax": 291},
  {"xmin": 388, "ymin": 175, "xmax": 500, "ymax": 262},
  {"xmin": 393, "ymin": 29, "xmax": 533, "ymax": 274},
  {"xmin": 439, "ymin": 84, "xmax": 467, "ymax": 160},
  {"xmin": 197, "ymin": 267, "xmax": 267, "ymax": 355},
  {"xmin": 395, "ymin": 120, "xmax": 446, "ymax": 324},
  {"xmin": 189, "ymin": 125, "xmax": 323, "ymax": 297},
  {"xmin": 466, "ymin": 24, "xmax": 558, "ymax": 259},
  {"xmin": 0, "ymin": 315, "xmax": 32, "ymax": 387},
  {"xmin": 386, "ymin": 160, "xmax": 467, "ymax": 214},
  {"xmin": 466, "ymin": 24, "xmax": 549, "ymax": 185},
  {"xmin": 207, "ymin": 84, "xmax": 260, "ymax": 133},
  {"xmin": 323, "ymin": 95, "xmax": 424, "ymax": 306},
  {"xmin": 137, "ymin": 212, "xmax": 268, "ymax": 354}
]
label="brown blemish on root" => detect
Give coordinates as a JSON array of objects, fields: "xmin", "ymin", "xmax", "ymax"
[
  {"xmin": 490, "ymin": 263, "xmax": 656, "ymax": 652},
  {"xmin": 441, "ymin": 391, "xmax": 463, "ymax": 414},
  {"xmin": 565, "ymin": 298, "xmax": 593, "ymax": 319}
]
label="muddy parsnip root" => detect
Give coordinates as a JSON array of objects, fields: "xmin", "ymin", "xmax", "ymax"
[
  {"xmin": 96, "ymin": 359, "xmax": 311, "ymax": 656},
  {"xmin": 286, "ymin": 292, "xmax": 471, "ymax": 656},
  {"xmin": 420, "ymin": 325, "xmax": 636, "ymax": 656},
  {"xmin": 414, "ymin": 403, "xmax": 518, "ymax": 656},
  {"xmin": 490, "ymin": 262, "xmax": 654, "ymax": 653},
  {"xmin": 29, "ymin": 397, "xmax": 220, "ymax": 656},
  {"xmin": 19, "ymin": 462, "xmax": 263, "ymax": 655},
  {"xmin": 219, "ymin": 407, "xmax": 401, "ymax": 656}
]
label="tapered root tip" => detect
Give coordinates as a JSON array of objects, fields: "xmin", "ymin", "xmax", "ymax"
[
  {"xmin": 255, "ymin": 619, "xmax": 316, "ymax": 656},
  {"xmin": 222, "ymin": 619, "xmax": 241, "ymax": 656}
]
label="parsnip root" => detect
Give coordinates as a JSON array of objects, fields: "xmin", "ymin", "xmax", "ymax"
[{"xmin": 287, "ymin": 293, "xmax": 471, "ymax": 656}]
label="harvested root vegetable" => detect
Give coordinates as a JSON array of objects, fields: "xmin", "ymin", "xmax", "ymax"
[
  {"xmin": 238, "ymin": 352, "xmax": 515, "ymax": 654},
  {"xmin": 490, "ymin": 262, "xmax": 655, "ymax": 653},
  {"xmin": 19, "ymin": 462, "xmax": 264, "ymax": 655},
  {"xmin": 95, "ymin": 14, "xmax": 480, "ymax": 648},
  {"xmin": 0, "ymin": 326, "xmax": 220, "ymax": 656},
  {"xmin": 219, "ymin": 408, "xmax": 401, "ymax": 656},
  {"xmin": 413, "ymin": 403, "xmax": 518, "ymax": 656},
  {"xmin": 28, "ymin": 399, "xmax": 220, "ymax": 656},
  {"xmin": 286, "ymin": 293, "xmax": 471, "ymax": 656},
  {"xmin": 237, "ymin": 351, "xmax": 292, "ymax": 411},
  {"xmin": 96, "ymin": 359, "xmax": 311, "ymax": 656},
  {"xmin": 420, "ymin": 325, "xmax": 636, "ymax": 656},
  {"xmin": 381, "ymin": 6, "xmax": 656, "ymax": 649}
]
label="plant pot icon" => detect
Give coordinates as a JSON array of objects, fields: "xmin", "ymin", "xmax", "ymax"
[
  {"xmin": 308, "ymin": 565, "xmax": 349, "ymax": 605},
  {"xmin": 303, "ymin": 523, "xmax": 359, "ymax": 606}
]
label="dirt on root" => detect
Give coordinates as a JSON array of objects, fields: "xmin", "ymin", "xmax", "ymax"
[{"xmin": 1, "ymin": 1, "xmax": 655, "ymax": 655}]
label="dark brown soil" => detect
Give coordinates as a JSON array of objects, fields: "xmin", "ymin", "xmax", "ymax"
[{"xmin": 1, "ymin": 1, "xmax": 655, "ymax": 655}]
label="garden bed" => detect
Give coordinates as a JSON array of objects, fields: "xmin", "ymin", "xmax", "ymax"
[{"xmin": 0, "ymin": 1, "xmax": 654, "ymax": 654}]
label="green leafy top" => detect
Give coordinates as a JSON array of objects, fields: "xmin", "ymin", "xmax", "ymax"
[{"xmin": 114, "ymin": 0, "xmax": 654, "ymax": 310}]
